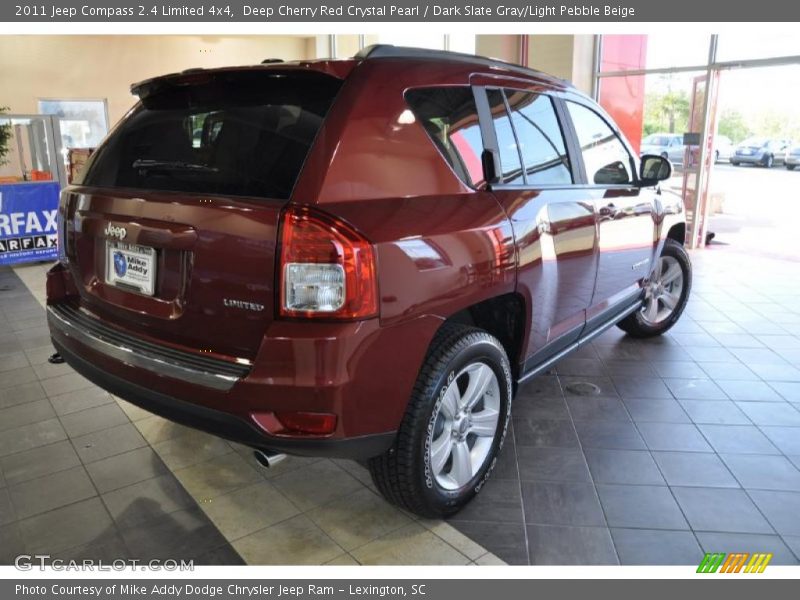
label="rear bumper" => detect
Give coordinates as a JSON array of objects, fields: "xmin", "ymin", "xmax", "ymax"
[
  {"xmin": 52, "ymin": 336, "xmax": 395, "ymax": 459},
  {"xmin": 732, "ymin": 154, "xmax": 766, "ymax": 164},
  {"xmin": 48, "ymin": 303, "xmax": 246, "ymax": 391},
  {"xmin": 786, "ymin": 155, "xmax": 800, "ymax": 166},
  {"xmin": 46, "ymin": 263, "xmax": 442, "ymax": 459}
]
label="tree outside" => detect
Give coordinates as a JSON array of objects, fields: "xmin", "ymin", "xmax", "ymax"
[{"xmin": 0, "ymin": 106, "xmax": 12, "ymax": 167}]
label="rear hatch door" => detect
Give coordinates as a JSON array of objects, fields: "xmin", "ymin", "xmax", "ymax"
[{"xmin": 60, "ymin": 68, "xmax": 342, "ymax": 359}]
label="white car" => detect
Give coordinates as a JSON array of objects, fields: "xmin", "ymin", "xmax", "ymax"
[
  {"xmin": 713, "ymin": 135, "xmax": 734, "ymax": 163},
  {"xmin": 786, "ymin": 144, "xmax": 800, "ymax": 170}
]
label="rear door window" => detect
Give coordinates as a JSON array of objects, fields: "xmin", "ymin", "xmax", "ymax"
[
  {"xmin": 503, "ymin": 89, "xmax": 572, "ymax": 185},
  {"xmin": 486, "ymin": 89, "xmax": 525, "ymax": 184},
  {"xmin": 79, "ymin": 71, "xmax": 342, "ymax": 200}
]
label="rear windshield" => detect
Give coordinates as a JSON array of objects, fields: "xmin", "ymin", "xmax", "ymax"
[{"xmin": 78, "ymin": 71, "xmax": 342, "ymax": 200}]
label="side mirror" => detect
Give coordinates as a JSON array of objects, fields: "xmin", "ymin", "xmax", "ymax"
[{"xmin": 639, "ymin": 154, "xmax": 672, "ymax": 187}]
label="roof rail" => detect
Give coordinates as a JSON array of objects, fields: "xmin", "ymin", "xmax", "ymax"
[
  {"xmin": 354, "ymin": 44, "xmax": 568, "ymax": 86},
  {"xmin": 261, "ymin": 58, "xmax": 284, "ymax": 64}
]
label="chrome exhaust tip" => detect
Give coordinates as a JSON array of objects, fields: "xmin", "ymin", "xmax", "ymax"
[{"xmin": 253, "ymin": 449, "xmax": 287, "ymax": 469}]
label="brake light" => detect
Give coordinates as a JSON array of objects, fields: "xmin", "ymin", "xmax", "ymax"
[{"xmin": 279, "ymin": 206, "xmax": 378, "ymax": 319}]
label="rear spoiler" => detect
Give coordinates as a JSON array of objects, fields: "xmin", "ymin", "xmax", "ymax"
[{"xmin": 131, "ymin": 62, "xmax": 357, "ymax": 99}]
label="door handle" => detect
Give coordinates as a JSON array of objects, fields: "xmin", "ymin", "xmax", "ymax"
[{"xmin": 598, "ymin": 203, "xmax": 619, "ymax": 220}]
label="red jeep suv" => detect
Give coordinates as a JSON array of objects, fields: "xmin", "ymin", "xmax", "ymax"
[{"xmin": 46, "ymin": 45, "xmax": 690, "ymax": 517}]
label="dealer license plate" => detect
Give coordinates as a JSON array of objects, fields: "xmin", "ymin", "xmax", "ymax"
[{"xmin": 105, "ymin": 241, "xmax": 156, "ymax": 296}]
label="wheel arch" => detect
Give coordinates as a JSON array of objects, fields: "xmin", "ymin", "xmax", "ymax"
[
  {"xmin": 442, "ymin": 292, "xmax": 527, "ymax": 380},
  {"xmin": 666, "ymin": 222, "xmax": 686, "ymax": 246}
]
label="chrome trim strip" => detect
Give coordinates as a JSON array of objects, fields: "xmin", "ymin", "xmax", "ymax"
[{"xmin": 47, "ymin": 305, "xmax": 240, "ymax": 391}]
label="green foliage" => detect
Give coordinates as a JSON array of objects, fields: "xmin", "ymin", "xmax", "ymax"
[
  {"xmin": 644, "ymin": 94, "xmax": 798, "ymax": 145},
  {"xmin": 643, "ymin": 90, "xmax": 690, "ymax": 136},
  {"xmin": 717, "ymin": 109, "xmax": 752, "ymax": 144},
  {"xmin": 753, "ymin": 110, "xmax": 800, "ymax": 141},
  {"xmin": 0, "ymin": 106, "xmax": 11, "ymax": 167}
]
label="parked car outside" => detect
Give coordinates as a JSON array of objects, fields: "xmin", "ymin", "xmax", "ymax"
[
  {"xmin": 785, "ymin": 144, "xmax": 800, "ymax": 170},
  {"xmin": 713, "ymin": 135, "xmax": 734, "ymax": 163},
  {"xmin": 640, "ymin": 133, "xmax": 685, "ymax": 163},
  {"xmin": 46, "ymin": 46, "xmax": 690, "ymax": 517},
  {"xmin": 730, "ymin": 137, "xmax": 791, "ymax": 167}
]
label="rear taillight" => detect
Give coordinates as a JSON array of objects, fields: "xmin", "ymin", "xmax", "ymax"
[{"xmin": 279, "ymin": 206, "xmax": 378, "ymax": 320}]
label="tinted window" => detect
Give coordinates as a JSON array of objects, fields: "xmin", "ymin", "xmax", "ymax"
[
  {"xmin": 405, "ymin": 87, "xmax": 486, "ymax": 186},
  {"xmin": 80, "ymin": 71, "xmax": 341, "ymax": 200},
  {"xmin": 504, "ymin": 89, "xmax": 572, "ymax": 185},
  {"xmin": 567, "ymin": 102, "xmax": 634, "ymax": 185},
  {"xmin": 487, "ymin": 89, "xmax": 525, "ymax": 184}
]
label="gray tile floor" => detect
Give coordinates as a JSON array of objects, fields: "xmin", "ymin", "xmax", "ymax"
[
  {"xmin": 0, "ymin": 268, "xmax": 243, "ymax": 565},
  {"xmin": 3, "ymin": 244, "xmax": 800, "ymax": 566},
  {"xmin": 447, "ymin": 248, "xmax": 800, "ymax": 565},
  {"xmin": 1, "ymin": 264, "xmax": 497, "ymax": 566}
]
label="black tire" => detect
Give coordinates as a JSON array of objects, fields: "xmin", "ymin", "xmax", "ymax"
[
  {"xmin": 763, "ymin": 154, "xmax": 774, "ymax": 168},
  {"xmin": 617, "ymin": 239, "xmax": 692, "ymax": 338},
  {"xmin": 368, "ymin": 323, "xmax": 512, "ymax": 518},
  {"xmin": 788, "ymin": 165, "xmax": 796, "ymax": 171},
  {"xmin": 714, "ymin": 150, "xmax": 720, "ymax": 163},
  {"xmin": 730, "ymin": 160, "xmax": 739, "ymax": 166}
]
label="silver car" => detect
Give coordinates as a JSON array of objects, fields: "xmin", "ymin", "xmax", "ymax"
[
  {"xmin": 640, "ymin": 133, "xmax": 685, "ymax": 163},
  {"xmin": 731, "ymin": 137, "xmax": 792, "ymax": 168}
]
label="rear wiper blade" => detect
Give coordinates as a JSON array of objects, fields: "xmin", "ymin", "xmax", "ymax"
[{"xmin": 132, "ymin": 159, "xmax": 218, "ymax": 173}]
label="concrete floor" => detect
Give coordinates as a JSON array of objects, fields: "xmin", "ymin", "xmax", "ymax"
[{"xmin": 2, "ymin": 241, "xmax": 800, "ymax": 565}]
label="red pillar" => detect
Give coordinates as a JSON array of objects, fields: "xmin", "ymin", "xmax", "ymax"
[{"xmin": 597, "ymin": 35, "xmax": 648, "ymax": 154}]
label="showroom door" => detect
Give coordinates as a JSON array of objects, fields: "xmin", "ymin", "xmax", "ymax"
[{"xmin": 682, "ymin": 72, "xmax": 720, "ymax": 248}]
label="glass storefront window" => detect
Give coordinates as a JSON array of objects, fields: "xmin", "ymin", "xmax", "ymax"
[
  {"xmin": 716, "ymin": 34, "xmax": 800, "ymax": 63},
  {"xmin": 0, "ymin": 115, "xmax": 63, "ymax": 184},
  {"xmin": 38, "ymin": 99, "xmax": 109, "ymax": 155},
  {"xmin": 600, "ymin": 34, "xmax": 711, "ymax": 72}
]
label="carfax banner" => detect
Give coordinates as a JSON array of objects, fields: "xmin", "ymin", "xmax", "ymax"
[
  {"xmin": 0, "ymin": 182, "xmax": 59, "ymax": 266},
  {"xmin": 3, "ymin": 0, "xmax": 800, "ymax": 22}
]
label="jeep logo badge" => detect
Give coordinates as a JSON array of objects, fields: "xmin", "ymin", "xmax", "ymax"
[{"xmin": 104, "ymin": 224, "xmax": 127, "ymax": 240}]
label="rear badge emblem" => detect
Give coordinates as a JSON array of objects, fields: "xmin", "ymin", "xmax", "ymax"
[
  {"xmin": 104, "ymin": 224, "xmax": 127, "ymax": 240},
  {"xmin": 223, "ymin": 299, "xmax": 265, "ymax": 312}
]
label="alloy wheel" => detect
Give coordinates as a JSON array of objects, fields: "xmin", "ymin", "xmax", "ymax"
[
  {"xmin": 641, "ymin": 255, "xmax": 684, "ymax": 325},
  {"xmin": 428, "ymin": 362, "xmax": 500, "ymax": 490}
]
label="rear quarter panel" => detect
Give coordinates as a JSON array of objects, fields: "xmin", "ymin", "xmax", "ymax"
[{"xmin": 295, "ymin": 59, "xmax": 518, "ymax": 328}]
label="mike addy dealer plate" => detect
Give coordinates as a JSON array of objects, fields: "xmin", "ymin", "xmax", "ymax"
[{"xmin": 105, "ymin": 240, "xmax": 156, "ymax": 296}]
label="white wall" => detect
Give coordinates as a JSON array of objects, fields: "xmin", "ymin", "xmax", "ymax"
[
  {"xmin": 476, "ymin": 35, "xmax": 520, "ymax": 63},
  {"xmin": 0, "ymin": 35, "xmax": 314, "ymax": 126},
  {"xmin": 528, "ymin": 35, "xmax": 596, "ymax": 94}
]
